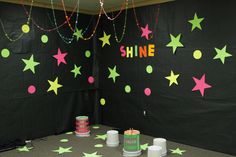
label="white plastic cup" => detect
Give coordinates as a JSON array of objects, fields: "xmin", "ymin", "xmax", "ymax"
[
  {"xmin": 153, "ymin": 138, "xmax": 167, "ymax": 156},
  {"xmin": 106, "ymin": 130, "xmax": 119, "ymax": 147},
  {"xmin": 148, "ymin": 145, "xmax": 162, "ymax": 157}
]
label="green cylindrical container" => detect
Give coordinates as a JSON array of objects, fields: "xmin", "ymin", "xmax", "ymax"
[{"xmin": 123, "ymin": 130, "xmax": 140, "ymax": 151}]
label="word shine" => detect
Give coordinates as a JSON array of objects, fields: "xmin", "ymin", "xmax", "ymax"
[{"xmin": 120, "ymin": 44, "xmax": 155, "ymax": 58}]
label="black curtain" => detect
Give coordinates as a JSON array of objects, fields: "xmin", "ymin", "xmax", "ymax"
[
  {"xmin": 99, "ymin": 0, "xmax": 236, "ymax": 155},
  {"xmin": 0, "ymin": 2, "xmax": 96, "ymax": 145}
]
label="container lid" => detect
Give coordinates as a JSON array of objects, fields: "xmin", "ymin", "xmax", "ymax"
[
  {"xmin": 76, "ymin": 116, "xmax": 88, "ymax": 120},
  {"xmin": 124, "ymin": 129, "xmax": 140, "ymax": 135}
]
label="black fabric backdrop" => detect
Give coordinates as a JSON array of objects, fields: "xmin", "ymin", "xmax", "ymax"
[
  {"xmin": 0, "ymin": 2, "xmax": 98, "ymax": 146},
  {"xmin": 1, "ymin": 0, "xmax": 236, "ymax": 156},
  {"xmin": 99, "ymin": 0, "xmax": 236, "ymax": 155}
]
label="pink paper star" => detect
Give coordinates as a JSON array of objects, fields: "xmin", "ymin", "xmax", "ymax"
[
  {"xmin": 141, "ymin": 24, "xmax": 152, "ymax": 40},
  {"xmin": 192, "ymin": 74, "xmax": 212, "ymax": 97},
  {"xmin": 53, "ymin": 48, "xmax": 67, "ymax": 66}
]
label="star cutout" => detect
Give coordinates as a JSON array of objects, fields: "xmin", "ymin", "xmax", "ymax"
[
  {"xmin": 141, "ymin": 24, "xmax": 152, "ymax": 40},
  {"xmin": 53, "ymin": 48, "xmax": 68, "ymax": 66},
  {"xmin": 71, "ymin": 64, "xmax": 81, "ymax": 78},
  {"xmin": 140, "ymin": 143, "xmax": 149, "ymax": 151},
  {"xmin": 95, "ymin": 134, "xmax": 107, "ymax": 140},
  {"xmin": 92, "ymin": 125, "xmax": 100, "ymax": 129},
  {"xmin": 83, "ymin": 151, "xmax": 103, "ymax": 157},
  {"xmin": 52, "ymin": 147, "xmax": 72, "ymax": 154},
  {"xmin": 99, "ymin": 31, "xmax": 111, "ymax": 47},
  {"xmin": 17, "ymin": 146, "xmax": 33, "ymax": 152},
  {"xmin": 165, "ymin": 70, "xmax": 180, "ymax": 86},
  {"xmin": 22, "ymin": 54, "xmax": 40, "ymax": 74},
  {"xmin": 170, "ymin": 148, "xmax": 186, "ymax": 155},
  {"xmin": 166, "ymin": 34, "xmax": 184, "ymax": 54},
  {"xmin": 188, "ymin": 13, "xmax": 204, "ymax": 31},
  {"xmin": 65, "ymin": 131, "xmax": 73, "ymax": 135},
  {"xmin": 73, "ymin": 28, "xmax": 83, "ymax": 41},
  {"xmin": 108, "ymin": 66, "xmax": 120, "ymax": 83},
  {"xmin": 213, "ymin": 45, "xmax": 232, "ymax": 64},
  {"xmin": 47, "ymin": 77, "xmax": 63, "ymax": 95},
  {"xmin": 192, "ymin": 74, "xmax": 212, "ymax": 97}
]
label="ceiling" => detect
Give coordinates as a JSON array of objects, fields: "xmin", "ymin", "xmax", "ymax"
[{"xmin": 0, "ymin": 0, "xmax": 174, "ymax": 15}]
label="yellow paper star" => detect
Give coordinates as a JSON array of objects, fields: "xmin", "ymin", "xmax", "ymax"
[
  {"xmin": 47, "ymin": 77, "xmax": 63, "ymax": 95},
  {"xmin": 165, "ymin": 70, "xmax": 180, "ymax": 86},
  {"xmin": 99, "ymin": 31, "xmax": 111, "ymax": 47}
]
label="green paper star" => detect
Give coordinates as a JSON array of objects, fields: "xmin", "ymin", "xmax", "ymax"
[
  {"xmin": 165, "ymin": 70, "xmax": 180, "ymax": 86},
  {"xmin": 188, "ymin": 13, "xmax": 204, "ymax": 31},
  {"xmin": 92, "ymin": 125, "xmax": 100, "ymax": 129},
  {"xmin": 52, "ymin": 147, "xmax": 72, "ymax": 154},
  {"xmin": 47, "ymin": 77, "xmax": 63, "ymax": 95},
  {"xmin": 73, "ymin": 28, "xmax": 83, "ymax": 41},
  {"xmin": 213, "ymin": 45, "xmax": 232, "ymax": 64},
  {"xmin": 22, "ymin": 54, "xmax": 40, "ymax": 74},
  {"xmin": 170, "ymin": 148, "xmax": 186, "ymax": 155},
  {"xmin": 66, "ymin": 131, "xmax": 73, "ymax": 135},
  {"xmin": 108, "ymin": 66, "xmax": 120, "ymax": 83},
  {"xmin": 140, "ymin": 143, "xmax": 149, "ymax": 151},
  {"xmin": 60, "ymin": 139, "xmax": 69, "ymax": 143},
  {"xmin": 71, "ymin": 64, "xmax": 81, "ymax": 78},
  {"xmin": 166, "ymin": 34, "xmax": 184, "ymax": 54},
  {"xmin": 94, "ymin": 144, "xmax": 104, "ymax": 148},
  {"xmin": 83, "ymin": 151, "xmax": 103, "ymax": 157},
  {"xmin": 95, "ymin": 134, "xmax": 107, "ymax": 140},
  {"xmin": 17, "ymin": 146, "xmax": 33, "ymax": 152},
  {"xmin": 99, "ymin": 31, "xmax": 111, "ymax": 47}
]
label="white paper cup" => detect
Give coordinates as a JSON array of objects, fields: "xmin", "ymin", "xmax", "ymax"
[
  {"xmin": 148, "ymin": 145, "xmax": 162, "ymax": 157},
  {"xmin": 153, "ymin": 138, "xmax": 167, "ymax": 156},
  {"xmin": 106, "ymin": 130, "xmax": 119, "ymax": 147}
]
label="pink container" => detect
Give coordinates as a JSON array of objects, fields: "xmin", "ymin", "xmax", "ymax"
[{"xmin": 75, "ymin": 116, "xmax": 90, "ymax": 134}]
